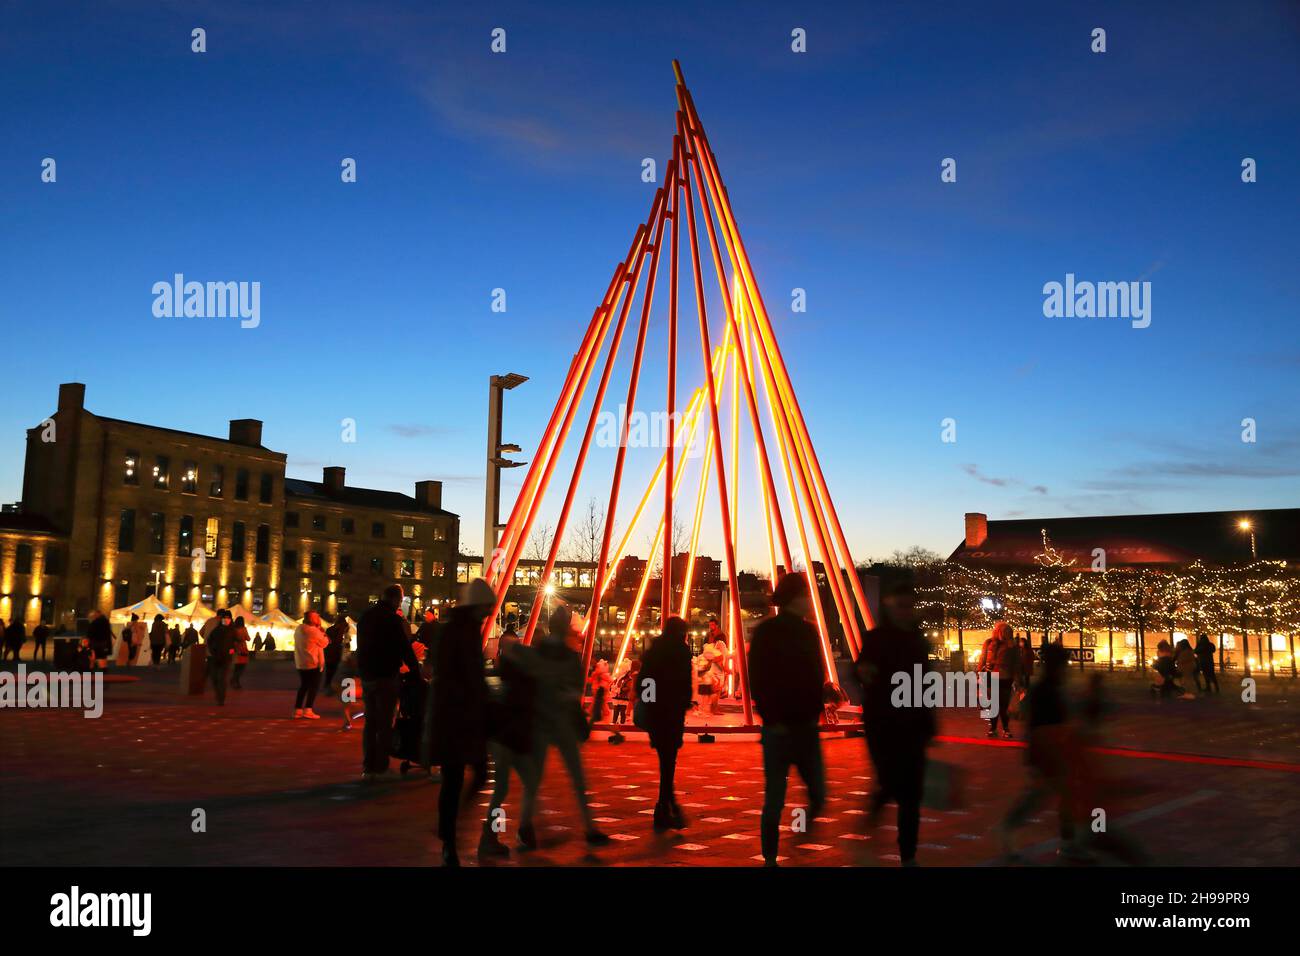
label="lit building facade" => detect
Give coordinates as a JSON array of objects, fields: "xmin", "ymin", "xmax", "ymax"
[{"xmin": 3, "ymin": 383, "xmax": 458, "ymax": 630}]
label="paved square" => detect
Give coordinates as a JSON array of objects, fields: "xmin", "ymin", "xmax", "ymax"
[{"xmin": 2, "ymin": 661, "xmax": 1297, "ymax": 867}]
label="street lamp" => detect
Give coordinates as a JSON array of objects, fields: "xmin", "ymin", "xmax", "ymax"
[
  {"xmin": 483, "ymin": 372, "xmax": 529, "ymax": 580},
  {"xmin": 1237, "ymin": 518, "xmax": 1257, "ymax": 560}
]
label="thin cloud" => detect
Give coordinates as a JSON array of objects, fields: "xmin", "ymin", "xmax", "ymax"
[{"xmin": 962, "ymin": 463, "xmax": 1048, "ymax": 495}]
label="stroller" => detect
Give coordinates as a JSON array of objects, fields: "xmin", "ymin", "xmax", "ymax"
[{"xmin": 393, "ymin": 671, "xmax": 434, "ymax": 776}]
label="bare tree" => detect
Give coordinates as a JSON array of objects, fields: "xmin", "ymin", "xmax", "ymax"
[
  {"xmin": 564, "ymin": 497, "xmax": 607, "ymax": 565},
  {"xmin": 527, "ymin": 522, "xmax": 555, "ymax": 563}
]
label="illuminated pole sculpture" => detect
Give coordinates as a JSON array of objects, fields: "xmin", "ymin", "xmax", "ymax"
[{"xmin": 483, "ymin": 62, "xmax": 872, "ymax": 727}]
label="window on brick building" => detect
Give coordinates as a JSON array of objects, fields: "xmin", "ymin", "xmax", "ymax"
[
  {"xmin": 181, "ymin": 461, "xmax": 198, "ymax": 494},
  {"xmin": 119, "ymin": 509, "xmax": 136, "ymax": 552},
  {"xmin": 123, "ymin": 451, "xmax": 139, "ymax": 485},
  {"xmin": 231, "ymin": 522, "xmax": 246, "ymax": 562},
  {"xmin": 255, "ymin": 525, "xmax": 269, "ymax": 564},
  {"xmin": 153, "ymin": 456, "xmax": 170, "ymax": 490},
  {"xmin": 234, "ymin": 469, "xmax": 249, "ymax": 501},
  {"xmin": 149, "ymin": 513, "xmax": 165, "ymax": 554},
  {"xmin": 209, "ymin": 465, "xmax": 224, "ymax": 497}
]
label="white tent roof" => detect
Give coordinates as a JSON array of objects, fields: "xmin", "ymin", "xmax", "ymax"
[
  {"xmin": 260, "ymin": 608, "xmax": 300, "ymax": 629},
  {"xmin": 109, "ymin": 595, "xmax": 173, "ymax": 622},
  {"xmin": 172, "ymin": 598, "xmax": 216, "ymax": 622},
  {"xmin": 224, "ymin": 604, "xmax": 261, "ymax": 627}
]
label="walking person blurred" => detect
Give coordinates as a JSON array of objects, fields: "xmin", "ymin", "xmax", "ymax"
[
  {"xmin": 1000, "ymin": 643, "xmax": 1086, "ymax": 862},
  {"xmin": 167, "ymin": 623, "xmax": 182, "ymax": 663},
  {"xmin": 432, "ymin": 579, "xmax": 494, "ymax": 866},
  {"xmin": 149, "ymin": 614, "xmax": 167, "ymax": 666},
  {"xmin": 293, "ymin": 611, "xmax": 329, "ymax": 718},
  {"xmin": 749, "ymin": 574, "xmax": 827, "ymax": 867},
  {"xmin": 480, "ymin": 622, "xmax": 540, "ymax": 858},
  {"xmin": 855, "ymin": 575, "xmax": 936, "ymax": 866},
  {"xmin": 638, "ymin": 616, "xmax": 693, "ymax": 831},
  {"xmin": 230, "ymin": 616, "xmax": 250, "ymax": 689},
  {"xmin": 357, "ymin": 585, "xmax": 419, "ymax": 780},
  {"xmin": 1195, "ymin": 633, "xmax": 1219, "ymax": 694},
  {"xmin": 206, "ymin": 610, "xmax": 235, "ymax": 705},
  {"xmin": 516, "ymin": 605, "xmax": 611, "ymax": 851}
]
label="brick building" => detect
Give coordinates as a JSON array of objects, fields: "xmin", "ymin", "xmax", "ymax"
[{"xmin": 1, "ymin": 383, "xmax": 458, "ymax": 631}]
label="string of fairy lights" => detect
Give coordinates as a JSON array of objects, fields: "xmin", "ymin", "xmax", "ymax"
[{"xmin": 914, "ymin": 559, "xmax": 1300, "ymax": 675}]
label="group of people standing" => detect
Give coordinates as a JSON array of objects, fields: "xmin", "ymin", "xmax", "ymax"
[{"xmin": 1154, "ymin": 633, "xmax": 1220, "ymax": 698}]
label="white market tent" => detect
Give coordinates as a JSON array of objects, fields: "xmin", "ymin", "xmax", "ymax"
[
  {"xmin": 223, "ymin": 604, "xmax": 260, "ymax": 627},
  {"xmin": 172, "ymin": 598, "xmax": 217, "ymax": 624},
  {"xmin": 109, "ymin": 594, "xmax": 173, "ymax": 625},
  {"xmin": 256, "ymin": 607, "xmax": 302, "ymax": 647}
]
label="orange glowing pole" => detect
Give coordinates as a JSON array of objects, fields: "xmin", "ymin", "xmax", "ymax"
[
  {"xmin": 612, "ymin": 374, "xmax": 721, "ymax": 672},
  {"xmin": 677, "ymin": 111, "xmax": 751, "ymax": 725},
  {"xmin": 484, "ymin": 228, "xmax": 649, "ymax": 643},
  {"xmin": 676, "ymin": 108, "xmax": 793, "ymax": 576},
  {"xmin": 595, "ymin": 322, "xmax": 733, "ymax": 598},
  {"xmin": 746, "ymin": 306, "xmax": 779, "ymax": 588},
  {"xmin": 679, "ymin": 74, "xmax": 874, "ymax": 637},
  {"xmin": 663, "ymin": 135, "xmax": 682, "ymax": 624},
  {"xmin": 580, "ymin": 179, "xmax": 673, "ymax": 675},
  {"xmin": 678, "ymin": 423, "xmax": 714, "ymax": 619},
  {"xmin": 489, "ymin": 269, "xmax": 624, "ymax": 590},
  {"xmin": 678, "ymin": 80, "xmax": 863, "ymax": 658},
  {"xmin": 521, "ymin": 195, "xmax": 665, "ymax": 645}
]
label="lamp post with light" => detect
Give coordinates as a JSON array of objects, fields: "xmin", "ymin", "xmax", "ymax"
[
  {"xmin": 1237, "ymin": 518, "xmax": 1257, "ymax": 560},
  {"xmin": 483, "ymin": 372, "xmax": 529, "ymax": 589}
]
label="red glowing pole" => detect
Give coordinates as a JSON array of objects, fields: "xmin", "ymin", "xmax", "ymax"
[
  {"xmin": 489, "ymin": 272, "xmax": 622, "ymax": 590},
  {"xmin": 676, "ymin": 110, "xmax": 751, "ymax": 725},
  {"xmin": 663, "ymin": 135, "xmax": 681, "ymax": 624},
  {"xmin": 679, "ymin": 77, "xmax": 875, "ymax": 636},
  {"xmin": 746, "ymin": 308, "xmax": 779, "ymax": 587},
  {"xmin": 678, "ymin": 78, "xmax": 864, "ymax": 657},
  {"xmin": 484, "ymin": 226, "xmax": 651, "ymax": 646},
  {"xmin": 612, "ymin": 335, "xmax": 734, "ymax": 672},
  {"xmin": 579, "ymin": 179, "xmax": 673, "ymax": 676},
  {"xmin": 521, "ymin": 199, "xmax": 665, "ymax": 645},
  {"xmin": 677, "ymin": 107, "xmax": 793, "ymax": 577},
  {"xmin": 678, "ymin": 417, "xmax": 715, "ymax": 619}
]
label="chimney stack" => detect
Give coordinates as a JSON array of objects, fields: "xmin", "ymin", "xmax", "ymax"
[
  {"xmin": 228, "ymin": 419, "xmax": 263, "ymax": 447},
  {"xmin": 58, "ymin": 382, "xmax": 86, "ymax": 412},
  {"xmin": 323, "ymin": 466, "xmax": 346, "ymax": 496},
  {"xmin": 414, "ymin": 480, "xmax": 442, "ymax": 511},
  {"xmin": 965, "ymin": 512, "xmax": 988, "ymax": 549}
]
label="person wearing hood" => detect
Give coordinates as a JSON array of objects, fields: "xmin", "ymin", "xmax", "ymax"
[
  {"xmin": 638, "ymin": 616, "xmax": 693, "ymax": 831},
  {"xmin": 149, "ymin": 614, "xmax": 167, "ymax": 666},
  {"xmin": 432, "ymin": 577, "xmax": 495, "ymax": 866},
  {"xmin": 292, "ymin": 611, "xmax": 329, "ymax": 717},
  {"xmin": 514, "ymin": 604, "xmax": 610, "ymax": 850}
]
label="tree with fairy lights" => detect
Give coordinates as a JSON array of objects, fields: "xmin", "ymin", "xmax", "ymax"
[
  {"xmin": 917, "ymin": 563, "xmax": 987, "ymax": 662},
  {"xmin": 1059, "ymin": 571, "xmax": 1104, "ymax": 669},
  {"xmin": 1105, "ymin": 567, "xmax": 1166, "ymax": 672}
]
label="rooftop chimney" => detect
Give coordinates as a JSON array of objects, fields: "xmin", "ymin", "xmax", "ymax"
[
  {"xmin": 965, "ymin": 512, "xmax": 988, "ymax": 549},
  {"xmin": 323, "ymin": 466, "xmax": 346, "ymax": 496},
  {"xmin": 58, "ymin": 382, "xmax": 86, "ymax": 412},
  {"xmin": 414, "ymin": 480, "xmax": 442, "ymax": 511},
  {"xmin": 228, "ymin": 419, "xmax": 263, "ymax": 447}
]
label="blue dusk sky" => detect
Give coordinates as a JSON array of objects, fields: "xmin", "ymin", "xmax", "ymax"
[{"xmin": 2, "ymin": 0, "xmax": 1298, "ymax": 570}]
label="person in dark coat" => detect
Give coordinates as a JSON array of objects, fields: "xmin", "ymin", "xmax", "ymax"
[
  {"xmin": 638, "ymin": 616, "xmax": 693, "ymax": 831},
  {"xmin": 148, "ymin": 614, "xmax": 167, "ymax": 666},
  {"xmin": 1194, "ymin": 633, "xmax": 1219, "ymax": 694},
  {"xmin": 205, "ymin": 609, "xmax": 235, "ymax": 705},
  {"xmin": 323, "ymin": 614, "xmax": 349, "ymax": 691},
  {"xmin": 432, "ymin": 578, "xmax": 494, "ymax": 866},
  {"xmin": 357, "ymin": 585, "xmax": 419, "ymax": 780},
  {"xmin": 855, "ymin": 575, "xmax": 936, "ymax": 866},
  {"xmin": 87, "ymin": 610, "xmax": 113, "ymax": 668},
  {"xmin": 748, "ymin": 573, "xmax": 827, "ymax": 866},
  {"xmin": 479, "ymin": 630, "xmax": 540, "ymax": 859},
  {"xmin": 3, "ymin": 618, "xmax": 27, "ymax": 661},
  {"xmin": 32, "ymin": 622, "xmax": 50, "ymax": 661}
]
